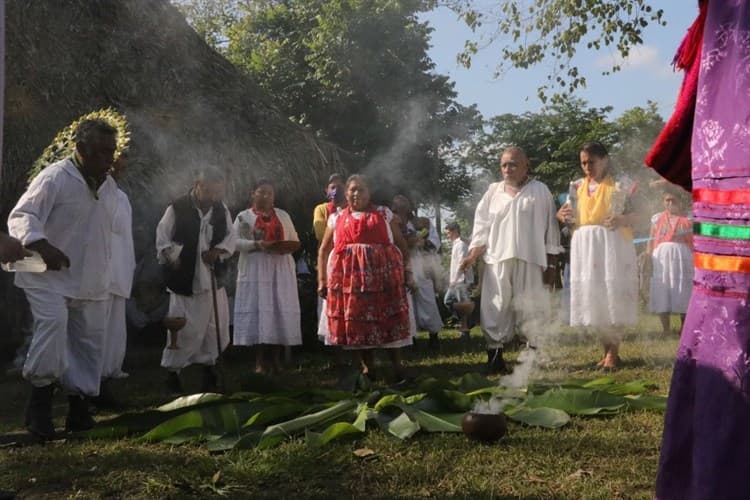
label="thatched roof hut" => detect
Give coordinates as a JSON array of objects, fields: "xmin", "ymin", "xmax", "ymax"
[{"xmin": 0, "ymin": 0, "xmax": 345, "ymax": 345}]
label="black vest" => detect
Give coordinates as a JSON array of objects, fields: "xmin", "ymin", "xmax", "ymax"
[{"xmin": 163, "ymin": 193, "xmax": 229, "ymax": 296}]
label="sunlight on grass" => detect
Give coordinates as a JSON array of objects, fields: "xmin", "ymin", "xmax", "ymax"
[{"xmin": 0, "ymin": 309, "xmax": 679, "ymax": 499}]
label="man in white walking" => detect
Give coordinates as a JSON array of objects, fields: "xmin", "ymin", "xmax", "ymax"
[
  {"xmin": 461, "ymin": 146, "xmax": 562, "ymax": 373},
  {"xmin": 8, "ymin": 119, "xmax": 120, "ymax": 438}
]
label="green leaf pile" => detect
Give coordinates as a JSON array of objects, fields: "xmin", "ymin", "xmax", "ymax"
[{"xmin": 87, "ymin": 375, "xmax": 666, "ymax": 451}]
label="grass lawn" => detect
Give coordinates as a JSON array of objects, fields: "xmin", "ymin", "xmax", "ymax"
[{"xmin": 0, "ymin": 313, "xmax": 679, "ymax": 499}]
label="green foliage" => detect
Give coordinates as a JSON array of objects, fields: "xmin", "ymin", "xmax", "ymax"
[
  {"xmin": 175, "ymin": 0, "xmax": 482, "ymax": 207},
  {"xmin": 453, "ymin": 99, "xmax": 664, "ymax": 221},
  {"xmin": 87, "ymin": 374, "xmax": 665, "ymax": 451},
  {"xmin": 464, "ymin": 98, "xmax": 615, "ymax": 193},
  {"xmin": 26, "ymin": 107, "xmax": 130, "ymax": 185},
  {"xmin": 174, "ymin": 0, "xmax": 239, "ymax": 50},
  {"xmin": 444, "ymin": 0, "xmax": 666, "ymax": 102}
]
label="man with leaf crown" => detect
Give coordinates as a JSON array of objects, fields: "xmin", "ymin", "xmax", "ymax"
[{"xmin": 8, "ymin": 118, "xmax": 121, "ymax": 439}]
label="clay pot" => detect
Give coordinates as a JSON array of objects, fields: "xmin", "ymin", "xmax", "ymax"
[
  {"xmin": 452, "ymin": 301, "xmax": 475, "ymax": 317},
  {"xmin": 461, "ymin": 412, "xmax": 507, "ymax": 442}
]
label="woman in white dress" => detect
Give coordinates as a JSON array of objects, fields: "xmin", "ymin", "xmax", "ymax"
[
  {"xmin": 233, "ymin": 180, "xmax": 301, "ymax": 373},
  {"xmin": 647, "ymin": 191, "xmax": 693, "ymax": 335},
  {"xmin": 557, "ymin": 142, "xmax": 639, "ymax": 369}
]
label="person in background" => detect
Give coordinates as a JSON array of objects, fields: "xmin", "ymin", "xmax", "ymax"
[
  {"xmin": 156, "ymin": 167, "xmax": 236, "ymax": 393},
  {"xmin": 443, "ymin": 221, "xmax": 474, "ymax": 343},
  {"xmin": 461, "ymin": 146, "xmax": 562, "ymax": 373},
  {"xmin": 557, "ymin": 142, "xmax": 639, "ymax": 370},
  {"xmin": 93, "ymin": 151, "xmax": 136, "ymax": 409},
  {"xmin": 233, "ymin": 179, "xmax": 302, "ymax": 373},
  {"xmin": 313, "ymin": 173, "xmax": 347, "ymax": 244},
  {"xmin": 392, "ymin": 195, "xmax": 444, "ymax": 351},
  {"xmin": 318, "ymin": 175, "xmax": 413, "ymax": 381},
  {"xmin": 647, "ymin": 190, "xmax": 693, "ymax": 336},
  {"xmin": 313, "ymin": 174, "xmax": 347, "ymax": 364},
  {"xmin": 8, "ymin": 119, "xmax": 120, "ymax": 439}
]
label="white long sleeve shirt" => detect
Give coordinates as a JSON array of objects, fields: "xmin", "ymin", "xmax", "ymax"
[
  {"xmin": 8, "ymin": 158, "xmax": 119, "ymax": 300},
  {"xmin": 109, "ymin": 188, "xmax": 136, "ymax": 298},
  {"xmin": 468, "ymin": 179, "xmax": 562, "ymax": 268},
  {"xmin": 155, "ymin": 201, "xmax": 236, "ymax": 295},
  {"xmin": 449, "ymin": 237, "xmax": 473, "ymax": 286}
]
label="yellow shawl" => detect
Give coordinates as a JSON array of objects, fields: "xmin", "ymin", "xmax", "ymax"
[{"xmin": 576, "ymin": 175, "xmax": 633, "ymax": 241}]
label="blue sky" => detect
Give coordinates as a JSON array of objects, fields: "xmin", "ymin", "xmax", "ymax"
[{"xmin": 421, "ymin": 4, "xmax": 698, "ymax": 120}]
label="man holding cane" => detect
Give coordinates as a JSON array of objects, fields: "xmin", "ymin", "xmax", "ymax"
[{"xmin": 156, "ymin": 167, "xmax": 236, "ymax": 393}]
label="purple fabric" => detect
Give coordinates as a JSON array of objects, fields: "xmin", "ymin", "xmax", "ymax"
[
  {"xmin": 693, "ymin": 236, "xmax": 750, "ymax": 257},
  {"xmin": 693, "ymin": 202, "xmax": 750, "ymax": 221},
  {"xmin": 656, "ymin": 2, "xmax": 750, "ymax": 499}
]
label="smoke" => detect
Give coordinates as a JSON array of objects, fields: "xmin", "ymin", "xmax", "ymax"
[
  {"xmin": 360, "ymin": 98, "xmax": 432, "ymax": 203},
  {"xmin": 470, "ymin": 285, "xmax": 564, "ymax": 415}
]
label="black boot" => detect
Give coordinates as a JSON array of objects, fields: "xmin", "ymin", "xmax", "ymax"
[
  {"xmin": 201, "ymin": 365, "xmax": 219, "ymax": 393},
  {"xmin": 65, "ymin": 395, "xmax": 95, "ymax": 432},
  {"xmin": 25, "ymin": 384, "xmax": 56, "ymax": 440},
  {"xmin": 486, "ymin": 348, "xmax": 508, "ymax": 375},
  {"xmin": 428, "ymin": 332, "xmax": 440, "ymax": 352},
  {"xmin": 166, "ymin": 371, "xmax": 183, "ymax": 395},
  {"xmin": 90, "ymin": 379, "xmax": 121, "ymax": 411}
]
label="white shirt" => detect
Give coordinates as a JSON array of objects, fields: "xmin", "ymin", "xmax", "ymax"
[
  {"xmin": 449, "ymin": 237, "xmax": 473, "ymax": 286},
  {"xmin": 426, "ymin": 220, "xmax": 441, "ymax": 251},
  {"xmin": 234, "ymin": 207, "xmax": 298, "ymax": 281},
  {"xmin": 155, "ymin": 200, "xmax": 236, "ymax": 294},
  {"xmin": 469, "ymin": 179, "xmax": 562, "ymax": 268},
  {"xmin": 8, "ymin": 158, "xmax": 119, "ymax": 300},
  {"xmin": 109, "ymin": 188, "xmax": 136, "ymax": 298}
]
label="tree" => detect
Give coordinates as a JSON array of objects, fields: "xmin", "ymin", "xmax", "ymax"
[
  {"xmin": 454, "ymin": 99, "xmax": 664, "ymax": 220},
  {"xmin": 175, "ymin": 0, "xmax": 482, "ymax": 210},
  {"xmin": 609, "ymin": 100, "xmax": 665, "ymax": 176},
  {"xmin": 176, "ymin": 0, "xmax": 241, "ymax": 50},
  {"xmin": 441, "ymin": 0, "xmax": 666, "ymax": 101},
  {"xmin": 461, "ymin": 98, "xmax": 614, "ymax": 194}
]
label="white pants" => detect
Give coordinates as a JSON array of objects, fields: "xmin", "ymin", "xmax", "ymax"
[
  {"xmin": 102, "ymin": 294, "xmax": 128, "ymax": 379},
  {"xmin": 480, "ymin": 259, "xmax": 549, "ymax": 349},
  {"xmin": 160, "ymin": 289, "xmax": 230, "ymax": 370},
  {"xmin": 410, "ymin": 251, "xmax": 444, "ymax": 333},
  {"xmin": 23, "ymin": 287, "xmax": 110, "ymax": 396}
]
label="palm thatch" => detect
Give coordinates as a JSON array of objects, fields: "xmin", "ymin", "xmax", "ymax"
[{"xmin": 0, "ymin": 0, "xmax": 346, "ymax": 345}]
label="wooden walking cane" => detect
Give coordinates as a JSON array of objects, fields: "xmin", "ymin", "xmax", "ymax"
[{"xmin": 210, "ymin": 265, "xmax": 226, "ymax": 393}]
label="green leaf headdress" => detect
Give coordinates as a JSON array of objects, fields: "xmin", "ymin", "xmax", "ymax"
[{"xmin": 27, "ymin": 107, "xmax": 130, "ymax": 185}]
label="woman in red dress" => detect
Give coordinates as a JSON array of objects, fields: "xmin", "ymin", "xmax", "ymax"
[{"xmin": 317, "ymin": 175, "xmax": 413, "ymax": 380}]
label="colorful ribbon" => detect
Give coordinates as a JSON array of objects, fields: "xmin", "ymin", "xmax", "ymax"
[
  {"xmin": 693, "ymin": 188, "xmax": 750, "ymax": 206},
  {"xmin": 695, "ymin": 252, "xmax": 750, "ymax": 274},
  {"xmin": 694, "ymin": 222, "xmax": 750, "ymax": 240}
]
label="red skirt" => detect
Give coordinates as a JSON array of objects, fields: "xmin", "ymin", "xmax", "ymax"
[{"xmin": 326, "ymin": 243, "xmax": 410, "ymax": 346}]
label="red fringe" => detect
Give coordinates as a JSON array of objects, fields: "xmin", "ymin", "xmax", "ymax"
[{"xmin": 644, "ymin": 0, "xmax": 709, "ymax": 192}]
